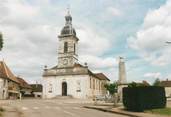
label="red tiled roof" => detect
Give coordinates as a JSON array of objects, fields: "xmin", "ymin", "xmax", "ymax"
[
  {"xmin": 17, "ymin": 77, "xmax": 32, "ymax": 89},
  {"xmin": 0, "ymin": 61, "xmax": 19, "ymax": 83}
]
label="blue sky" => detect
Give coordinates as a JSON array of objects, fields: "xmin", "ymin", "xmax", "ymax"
[{"xmin": 0, "ymin": 0, "xmax": 171, "ymax": 84}]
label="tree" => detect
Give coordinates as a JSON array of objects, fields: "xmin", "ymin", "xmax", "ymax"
[
  {"xmin": 153, "ymin": 78, "xmax": 161, "ymax": 86},
  {"xmin": 0, "ymin": 32, "xmax": 4, "ymax": 51},
  {"xmin": 128, "ymin": 81, "xmax": 149, "ymax": 88},
  {"xmin": 128, "ymin": 82, "xmax": 138, "ymax": 88},
  {"xmin": 104, "ymin": 82, "xmax": 118, "ymax": 105},
  {"xmin": 104, "ymin": 82, "xmax": 118, "ymax": 95}
]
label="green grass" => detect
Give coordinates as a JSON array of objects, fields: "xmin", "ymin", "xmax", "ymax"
[{"xmin": 145, "ymin": 108, "xmax": 171, "ymax": 116}]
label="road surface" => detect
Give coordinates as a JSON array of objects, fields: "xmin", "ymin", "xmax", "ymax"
[{"xmin": 2, "ymin": 99, "xmax": 129, "ymax": 117}]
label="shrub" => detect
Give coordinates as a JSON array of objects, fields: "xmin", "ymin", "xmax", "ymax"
[
  {"xmin": 0, "ymin": 107, "xmax": 4, "ymax": 112},
  {"xmin": 123, "ymin": 86, "xmax": 166, "ymax": 112}
]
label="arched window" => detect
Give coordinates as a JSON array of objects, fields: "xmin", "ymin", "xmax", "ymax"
[{"xmin": 64, "ymin": 42, "xmax": 68, "ymax": 53}]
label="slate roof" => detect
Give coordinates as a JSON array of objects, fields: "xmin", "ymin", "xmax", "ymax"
[{"xmin": 0, "ymin": 61, "xmax": 19, "ymax": 83}]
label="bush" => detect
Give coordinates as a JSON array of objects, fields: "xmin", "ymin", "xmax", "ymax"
[
  {"xmin": 123, "ymin": 86, "xmax": 166, "ymax": 112},
  {"xmin": 0, "ymin": 107, "xmax": 4, "ymax": 112}
]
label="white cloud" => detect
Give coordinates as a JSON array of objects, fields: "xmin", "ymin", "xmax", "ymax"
[
  {"xmin": 76, "ymin": 25, "xmax": 112, "ymax": 56},
  {"xmin": 0, "ymin": 0, "xmax": 117, "ymax": 83},
  {"xmin": 128, "ymin": 0, "xmax": 171, "ymax": 66},
  {"xmin": 79, "ymin": 55, "xmax": 117, "ymax": 69},
  {"xmin": 144, "ymin": 72, "xmax": 161, "ymax": 78},
  {"xmin": 107, "ymin": 7, "xmax": 122, "ymax": 17}
]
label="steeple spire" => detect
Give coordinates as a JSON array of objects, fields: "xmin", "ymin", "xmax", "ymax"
[
  {"xmin": 67, "ymin": 5, "xmax": 70, "ymax": 16},
  {"xmin": 65, "ymin": 6, "xmax": 72, "ymax": 25},
  {"xmin": 59, "ymin": 7, "xmax": 76, "ymax": 36}
]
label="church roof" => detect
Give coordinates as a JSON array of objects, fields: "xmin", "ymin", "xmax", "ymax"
[
  {"xmin": 0, "ymin": 61, "xmax": 19, "ymax": 84},
  {"xmin": 44, "ymin": 63, "xmax": 110, "ymax": 81},
  {"xmin": 94, "ymin": 73, "xmax": 110, "ymax": 81},
  {"xmin": 60, "ymin": 10, "xmax": 76, "ymax": 36}
]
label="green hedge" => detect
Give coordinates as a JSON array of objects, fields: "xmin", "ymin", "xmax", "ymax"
[{"xmin": 123, "ymin": 86, "xmax": 166, "ymax": 112}]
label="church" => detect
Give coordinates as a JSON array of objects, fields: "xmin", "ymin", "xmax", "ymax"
[{"xmin": 42, "ymin": 11, "xmax": 110, "ymax": 99}]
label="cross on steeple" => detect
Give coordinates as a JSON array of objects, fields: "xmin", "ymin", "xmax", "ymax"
[{"xmin": 67, "ymin": 5, "xmax": 70, "ymax": 15}]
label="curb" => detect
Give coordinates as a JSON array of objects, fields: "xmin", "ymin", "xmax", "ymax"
[{"xmin": 84, "ymin": 106, "xmax": 140, "ymax": 117}]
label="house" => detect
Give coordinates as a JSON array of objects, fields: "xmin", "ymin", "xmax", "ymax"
[
  {"xmin": 30, "ymin": 84, "xmax": 42, "ymax": 98},
  {"xmin": 17, "ymin": 77, "xmax": 32, "ymax": 97},
  {"xmin": 42, "ymin": 10, "xmax": 110, "ymax": 99},
  {"xmin": 0, "ymin": 61, "xmax": 20, "ymax": 99},
  {"xmin": 160, "ymin": 79, "xmax": 171, "ymax": 98}
]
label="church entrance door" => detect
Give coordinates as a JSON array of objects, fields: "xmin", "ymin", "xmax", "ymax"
[{"xmin": 62, "ymin": 82, "xmax": 67, "ymax": 96}]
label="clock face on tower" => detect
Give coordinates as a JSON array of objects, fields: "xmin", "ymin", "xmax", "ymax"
[{"xmin": 63, "ymin": 59, "xmax": 68, "ymax": 65}]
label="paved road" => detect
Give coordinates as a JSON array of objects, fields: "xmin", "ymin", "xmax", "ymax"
[{"xmin": 3, "ymin": 99, "xmax": 128, "ymax": 117}]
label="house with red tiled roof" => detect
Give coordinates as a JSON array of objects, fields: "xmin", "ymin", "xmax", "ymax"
[
  {"xmin": 17, "ymin": 77, "xmax": 32, "ymax": 97},
  {"xmin": 0, "ymin": 61, "xmax": 20, "ymax": 99}
]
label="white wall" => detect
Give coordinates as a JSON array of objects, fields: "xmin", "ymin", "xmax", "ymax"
[
  {"xmin": 0, "ymin": 78, "xmax": 8, "ymax": 99},
  {"xmin": 165, "ymin": 87, "xmax": 171, "ymax": 98},
  {"xmin": 43, "ymin": 75, "xmax": 90, "ymax": 99}
]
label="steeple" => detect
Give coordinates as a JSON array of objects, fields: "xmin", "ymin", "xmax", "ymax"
[
  {"xmin": 60, "ymin": 7, "xmax": 76, "ymax": 36},
  {"xmin": 65, "ymin": 7, "xmax": 72, "ymax": 25},
  {"xmin": 57, "ymin": 9, "xmax": 78, "ymax": 68}
]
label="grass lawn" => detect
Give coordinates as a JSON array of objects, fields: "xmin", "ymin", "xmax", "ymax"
[{"xmin": 145, "ymin": 108, "xmax": 171, "ymax": 116}]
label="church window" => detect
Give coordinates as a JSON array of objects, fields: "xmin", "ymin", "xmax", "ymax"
[
  {"xmin": 90, "ymin": 78, "xmax": 91, "ymax": 89},
  {"xmin": 76, "ymin": 80, "xmax": 81, "ymax": 92},
  {"xmin": 93, "ymin": 79, "xmax": 95, "ymax": 89},
  {"xmin": 74, "ymin": 44, "xmax": 76, "ymax": 53},
  {"xmin": 48, "ymin": 84, "xmax": 52, "ymax": 93},
  {"xmin": 99, "ymin": 81, "xmax": 101, "ymax": 90},
  {"xmin": 64, "ymin": 42, "xmax": 68, "ymax": 53}
]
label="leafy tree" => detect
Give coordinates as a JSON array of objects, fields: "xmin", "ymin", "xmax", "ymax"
[
  {"xmin": 104, "ymin": 82, "xmax": 118, "ymax": 95},
  {"xmin": 128, "ymin": 82, "xmax": 138, "ymax": 88},
  {"xmin": 104, "ymin": 82, "xmax": 118, "ymax": 105},
  {"xmin": 153, "ymin": 78, "xmax": 161, "ymax": 86},
  {"xmin": 0, "ymin": 32, "xmax": 4, "ymax": 51},
  {"xmin": 128, "ymin": 81, "xmax": 149, "ymax": 88}
]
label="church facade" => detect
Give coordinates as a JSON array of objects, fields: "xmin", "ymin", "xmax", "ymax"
[{"xmin": 42, "ymin": 11, "xmax": 110, "ymax": 99}]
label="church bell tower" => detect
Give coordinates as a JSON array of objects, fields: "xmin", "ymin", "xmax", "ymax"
[{"xmin": 57, "ymin": 9, "xmax": 79, "ymax": 68}]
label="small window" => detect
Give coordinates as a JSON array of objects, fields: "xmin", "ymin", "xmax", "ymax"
[
  {"xmin": 64, "ymin": 42, "xmax": 68, "ymax": 53},
  {"xmin": 76, "ymin": 80, "xmax": 81, "ymax": 92},
  {"xmin": 48, "ymin": 84, "xmax": 52, "ymax": 93},
  {"xmin": 74, "ymin": 44, "xmax": 76, "ymax": 53}
]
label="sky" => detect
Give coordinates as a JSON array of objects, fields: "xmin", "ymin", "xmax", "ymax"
[{"xmin": 0, "ymin": 0, "xmax": 171, "ymax": 84}]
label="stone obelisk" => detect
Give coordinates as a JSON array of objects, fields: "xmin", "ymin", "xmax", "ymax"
[
  {"xmin": 118, "ymin": 57, "xmax": 127, "ymax": 84},
  {"xmin": 117, "ymin": 57, "xmax": 127, "ymax": 102}
]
